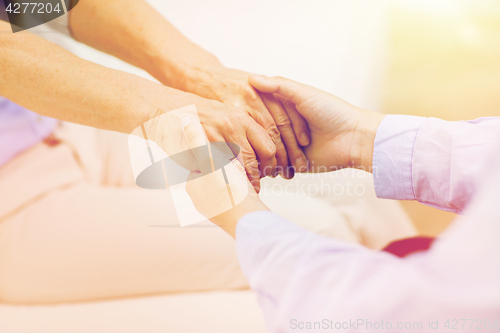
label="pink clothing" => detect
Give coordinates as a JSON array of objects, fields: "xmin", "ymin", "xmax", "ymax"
[
  {"xmin": 0, "ymin": 97, "xmax": 57, "ymax": 167},
  {"xmin": 0, "ymin": 123, "xmax": 248, "ymax": 304},
  {"xmin": 235, "ymin": 115, "xmax": 500, "ymax": 332}
]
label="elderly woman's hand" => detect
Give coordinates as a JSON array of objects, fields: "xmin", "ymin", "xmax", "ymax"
[{"xmin": 145, "ymin": 95, "xmax": 276, "ymax": 192}]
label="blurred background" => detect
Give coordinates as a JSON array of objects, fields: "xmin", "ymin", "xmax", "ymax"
[
  {"xmin": 383, "ymin": 0, "xmax": 500, "ymax": 236},
  {"xmin": 144, "ymin": 0, "xmax": 500, "ymax": 238}
]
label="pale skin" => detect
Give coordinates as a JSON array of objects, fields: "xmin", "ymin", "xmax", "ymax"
[
  {"xmin": 185, "ymin": 75, "xmax": 385, "ymax": 238},
  {"xmin": 0, "ymin": 0, "xmax": 311, "ymax": 190}
]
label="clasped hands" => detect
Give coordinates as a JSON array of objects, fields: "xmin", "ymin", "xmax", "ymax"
[
  {"xmin": 181, "ymin": 75, "xmax": 385, "ymax": 237},
  {"xmin": 161, "ymin": 67, "xmax": 311, "ymax": 193}
]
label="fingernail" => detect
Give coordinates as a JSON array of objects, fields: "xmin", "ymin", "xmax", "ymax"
[
  {"xmin": 180, "ymin": 115, "xmax": 191, "ymax": 129},
  {"xmin": 295, "ymin": 156, "xmax": 308, "ymax": 172},
  {"xmin": 284, "ymin": 166, "xmax": 295, "ymax": 179},
  {"xmin": 300, "ymin": 133, "xmax": 310, "ymax": 146}
]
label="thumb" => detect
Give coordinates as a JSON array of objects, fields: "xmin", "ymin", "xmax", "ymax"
[
  {"xmin": 249, "ymin": 75, "xmax": 316, "ymax": 106},
  {"xmin": 180, "ymin": 114, "xmax": 213, "ymax": 174}
]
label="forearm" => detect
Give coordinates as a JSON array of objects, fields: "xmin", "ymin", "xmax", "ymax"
[
  {"xmin": 0, "ymin": 22, "xmax": 192, "ymax": 134},
  {"xmin": 69, "ymin": 0, "xmax": 223, "ymax": 91}
]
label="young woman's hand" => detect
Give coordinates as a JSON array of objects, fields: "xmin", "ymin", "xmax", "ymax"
[{"xmin": 249, "ymin": 75, "xmax": 385, "ymax": 172}]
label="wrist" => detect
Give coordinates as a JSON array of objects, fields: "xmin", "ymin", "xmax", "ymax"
[
  {"xmin": 349, "ymin": 110, "xmax": 386, "ymax": 172},
  {"xmin": 214, "ymin": 194, "xmax": 269, "ymax": 239},
  {"xmin": 153, "ymin": 50, "xmax": 225, "ymax": 94},
  {"xmin": 178, "ymin": 65, "xmax": 232, "ymax": 102}
]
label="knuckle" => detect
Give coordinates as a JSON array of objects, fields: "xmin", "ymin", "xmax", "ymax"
[
  {"xmin": 246, "ymin": 159, "xmax": 260, "ymax": 174},
  {"xmin": 218, "ymin": 115, "xmax": 236, "ymax": 134},
  {"xmin": 267, "ymin": 126, "xmax": 281, "ymax": 143},
  {"xmin": 264, "ymin": 142, "xmax": 277, "ymax": 158},
  {"xmin": 237, "ymin": 109, "xmax": 250, "ymax": 120},
  {"xmin": 242, "ymin": 86, "xmax": 259, "ymax": 102},
  {"xmin": 226, "ymin": 123, "xmax": 237, "ymax": 135},
  {"xmin": 275, "ymin": 115, "xmax": 292, "ymax": 129}
]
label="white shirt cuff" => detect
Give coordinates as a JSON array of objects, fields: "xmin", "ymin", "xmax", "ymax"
[{"xmin": 372, "ymin": 114, "xmax": 425, "ymax": 200}]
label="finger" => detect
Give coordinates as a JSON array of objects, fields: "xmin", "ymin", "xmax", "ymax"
[
  {"xmin": 220, "ymin": 121, "xmax": 263, "ymax": 192},
  {"xmin": 260, "ymin": 93, "xmax": 292, "ymax": 178},
  {"xmin": 180, "ymin": 114, "xmax": 212, "ymax": 175},
  {"xmin": 249, "ymin": 74, "xmax": 316, "ymax": 106},
  {"xmin": 262, "ymin": 93, "xmax": 308, "ymax": 174},
  {"xmin": 277, "ymin": 94, "xmax": 311, "ymax": 147},
  {"xmin": 243, "ymin": 98, "xmax": 279, "ymax": 178},
  {"xmin": 238, "ymin": 142, "xmax": 262, "ymax": 193},
  {"xmin": 259, "ymin": 93, "xmax": 292, "ymax": 178},
  {"xmin": 244, "ymin": 118, "xmax": 277, "ymax": 191}
]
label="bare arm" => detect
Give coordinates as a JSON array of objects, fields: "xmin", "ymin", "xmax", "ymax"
[
  {"xmin": 0, "ymin": 20, "xmax": 187, "ymax": 134},
  {"xmin": 69, "ymin": 0, "xmax": 221, "ymax": 90}
]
